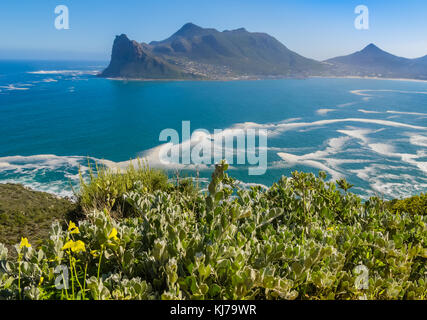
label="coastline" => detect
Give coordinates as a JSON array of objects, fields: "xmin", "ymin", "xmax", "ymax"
[
  {"xmin": 310, "ymin": 75, "xmax": 427, "ymax": 83},
  {"xmin": 101, "ymin": 74, "xmax": 427, "ymax": 83}
]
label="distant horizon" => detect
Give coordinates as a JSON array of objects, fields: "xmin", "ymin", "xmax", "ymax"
[{"xmin": 1, "ymin": 1, "xmax": 427, "ymax": 61}]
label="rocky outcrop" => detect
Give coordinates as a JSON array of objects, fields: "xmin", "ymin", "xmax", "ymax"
[{"xmin": 100, "ymin": 34, "xmax": 195, "ymax": 79}]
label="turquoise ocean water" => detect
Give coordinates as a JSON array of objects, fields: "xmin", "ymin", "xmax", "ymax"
[{"xmin": 0, "ymin": 60, "xmax": 426, "ymax": 199}]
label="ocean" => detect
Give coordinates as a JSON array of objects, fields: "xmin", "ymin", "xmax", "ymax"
[{"xmin": 0, "ymin": 60, "xmax": 426, "ymax": 199}]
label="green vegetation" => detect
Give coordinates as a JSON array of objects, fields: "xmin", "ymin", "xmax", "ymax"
[
  {"xmin": 77, "ymin": 160, "xmax": 171, "ymax": 217},
  {"xmin": 386, "ymin": 193, "xmax": 426, "ymax": 216},
  {"xmin": 0, "ymin": 162, "xmax": 426, "ymax": 300},
  {"xmin": 0, "ymin": 184, "xmax": 76, "ymax": 252}
]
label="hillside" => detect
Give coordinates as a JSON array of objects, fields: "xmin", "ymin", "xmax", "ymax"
[
  {"xmin": 100, "ymin": 34, "xmax": 198, "ymax": 79},
  {"xmin": 101, "ymin": 23, "xmax": 327, "ymax": 80},
  {"xmin": 101, "ymin": 25, "xmax": 427, "ymax": 80},
  {"xmin": 0, "ymin": 163, "xmax": 425, "ymax": 300},
  {"xmin": 326, "ymin": 44, "xmax": 427, "ymax": 79},
  {"xmin": 0, "ymin": 184, "xmax": 76, "ymax": 253}
]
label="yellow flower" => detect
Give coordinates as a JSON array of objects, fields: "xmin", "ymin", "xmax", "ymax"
[
  {"xmin": 108, "ymin": 228, "xmax": 119, "ymax": 241},
  {"xmin": 68, "ymin": 221, "xmax": 80, "ymax": 234},
  {"xmin": 38, "ymin": 277, "xmax": 44, "ymax": 286},
  {"xmin": 62, "ymin": 240, "xmax": 86, "ymax": 253},
  {"xmin": 90, "ymin": 250, "xmax": 99, "ymax": 258},
  {"xmin": 20, "ymin": 237, "xmax": 31, "ymax": 249},
  {"xmin": 327, "ymin": 227, "xmax": 335, "ymax": 231}
]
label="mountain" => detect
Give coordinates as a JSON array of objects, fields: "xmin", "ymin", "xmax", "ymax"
[
  {"xmin": 100, "ymin": 34, "xmax": 197, "ymax": 79},
  {"xmin": 101, "ymin": 23, "xmax": 327, "ymax": 80},
  {"xmin": 326, "ymin": 44, "xmax": 427, "ymax": 79},
  {"xmin": 101, "ymin": 25, "xmax": 427, "ymax": 80}
]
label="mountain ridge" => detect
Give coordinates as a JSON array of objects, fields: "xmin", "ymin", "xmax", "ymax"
[
  {"xmin": 101, "ymin": 23, "xmax": 427, "ymax": 80},
  {"xmin": 325, "ymin": 43, "xmax": 427, "ymax": 79}
]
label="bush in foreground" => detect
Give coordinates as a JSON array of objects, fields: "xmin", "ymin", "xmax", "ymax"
[
  {"xmin": 386, "ymin": 193, "xmax": 426, "ymax": 216},
  {"xmin": 0, "ymin": 162, "xmax": 426, "ymax": 300},
  {"xmin": 77, "ymin": 159, "xmax": 198, "ymax": 218}
]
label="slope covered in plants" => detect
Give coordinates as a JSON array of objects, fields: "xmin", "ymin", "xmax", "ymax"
[{"xmin": 0, "ymin": 162, "xmax": 426, "ymax": 300}]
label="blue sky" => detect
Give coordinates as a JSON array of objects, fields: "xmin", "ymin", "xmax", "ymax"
[{"xmin": 1, "ymin": 0, "xmax": 426, "ymax": 61}]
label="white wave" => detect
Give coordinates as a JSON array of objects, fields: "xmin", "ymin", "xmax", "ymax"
[
  {"xmin": 371, "ymin": 181, "xmax": 427, "ymax": 199},
  {"xmin": 337, "ymin": 102, "xmax": 357, "ymax": 108},
  {"xmin": 0, "ymin": 154, "xmax": 87, "ymax": 168},
  {"xmin": 42, "ymin": 78, "xmax": 58, "ymax": 83},
  {"xmin": 387, "ymin": 110, "xmax": 427, "ymax": 116},
  {"xmin": 0, "ymin": 179, "xmax": 74, "ymax": 199},
  {"xmin": 338, "ymin": 127, "xmax": 427, "ymax": 176},
  {"xmin": 28, "ymin": 70, "xmax": 99, "ymax": 76},
  {"xmin": 350, "ymin": 163, "xmax": 427, "ymax": 199},
  {"xmin": 276, "ymin": 136, "xmax": 353, "ymax": 181},
  {"xmin": 0, "ymin": 84, "xmax": 31, "ymax": 91},
  {"xmin": 409, "ymin": 134, "xmax": 427, "ymax": 147},
  {"xmin": 316, "ymin": 109, "xmax": 336, "ymax": 116},
  {"xmin": 276, "ymin": 117, "xmax": 303, "ymax": 124},
  {"xmin": 233, "ymin": 118, "xmax": 426, "ymax": 137},
  {"xmin": 107, "ymin": 126, "xmax": 265, "ymax": 172},
  {"xmin": 368, "ymin": 143, "xmax": 427, "ymax": 174},
  {"xmin": 351, "ymin": 89, "xmax": 427, "ymax": 97},
  {"xmin": 368, "ymin": 143, "xmax": 395, "ymax": 155},
  {"xmin": 358, "ymin": 109, "xmax": 381, "ymax": 114},
  {"xmin": 359, "ymin": 109, "xmax": 427, "ymax": 117},
  {"xmin": 351, "ymin": 90, "xmax": 372, "ymax": 97},
  {"xmin": 337, "ymin": 128, "xmax": 377, "ymax": 144},
  {"xmin": 277, "ymin": 152, "xmax": 342, "ymax": 181},
  {"xmin": 0, "ymin": 155, "xmax": 98, "ymax": 198}
]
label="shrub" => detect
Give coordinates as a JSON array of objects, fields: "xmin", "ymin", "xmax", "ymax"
[
  {"xmin": 77, "ymin": 159, "xmax": 170, "ymax": 217},
  {"xmin": 0, "ymin": 162, "xmax": 426, "ymax": 300},
  {"xmin": 386, "ymin": 193, "xmax": 426, "ymax": 216}
]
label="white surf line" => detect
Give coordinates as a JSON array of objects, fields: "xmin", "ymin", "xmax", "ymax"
[
  {"xmin": 316, "ymin": 109, "xmax": 336, "ymax": 116},
  {"xmin": 386, "ymin": 110, "xmax": 427, "ymax": 116},
  {"xmin": 368, "ymin": 143, "xmax": 427, "ymax": 175},
  {"xmin": 234, "ymin": 118, "xmax": 427, "ymax": 137},
  {"xmin": 276, "ymin": 136, "xmax": 357, "ymax": 181},
  {"xmin": 409, "ymin": 134, "xmax": 427, "ymax": 147},
  {"xmin": 0, "ymin": 84, "xmax": 31, "ymax": 91},
  {"xmin": 316, "ymin": 102, "xmax": 358, "ymax": 116},
  {"xmin": 351, "ymin": 89, "xmax": 427, "ymax": 97},
  {"xmin": 359, "ymin": 109, "xmax": 427, "ymax": 116},
  {"xmin": 27, "ymin": 70, "xmax": 100, "ymax": 75},
  {"xmin": 358, "ymin": 109, "xmax": 381, "ymax": 114}
]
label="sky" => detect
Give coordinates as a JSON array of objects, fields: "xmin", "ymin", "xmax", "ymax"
[{"xmin": 0, "ymin": 0, "xmax": 426, "ymax": 61}]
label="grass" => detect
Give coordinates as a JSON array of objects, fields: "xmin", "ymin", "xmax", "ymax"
[
  {"xmin": 0, "ymin": 183, "xmax": 77, "ymax": 253},
  {"xmin": 77, "ymin": 159, "xmax": 198, "ymax": 217}
]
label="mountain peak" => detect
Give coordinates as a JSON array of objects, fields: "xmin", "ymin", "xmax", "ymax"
[
  {"xmin": 174, "ymin": 23, "xmax": 204, "ymax": 37},
  {"xmin": 181, "ymin": 22, "xmax": 201, "ymax": 29},
  {"xmin": 361, "ymin": 43, "xmax": 383, "ymax": 53},
  {"xmin": 365, "ymin": 43, "xmax": 378, "ymax": 49},
  {"xmin": 231, "ymin": 27, "xmax": 247, "ymax": 32},
  {"xmin": 115, "ymin": 34, "xmax": 130, "ymax": 42},
  {"xmin": 101, "ymin": 24, "xmax": 325, "ymax": 80}
]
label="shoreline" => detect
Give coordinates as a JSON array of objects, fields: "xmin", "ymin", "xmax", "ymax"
[
  {"xmin": 310, "ymin": 75, "xmax": 427, "ymax": 83},
  {"xmin": 0, "ymin": 181, "xmax": 76, "ymax": 201},
  {"xmin": 101, "ymin": 74, "xmax": 427, "ymax": 83}
]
